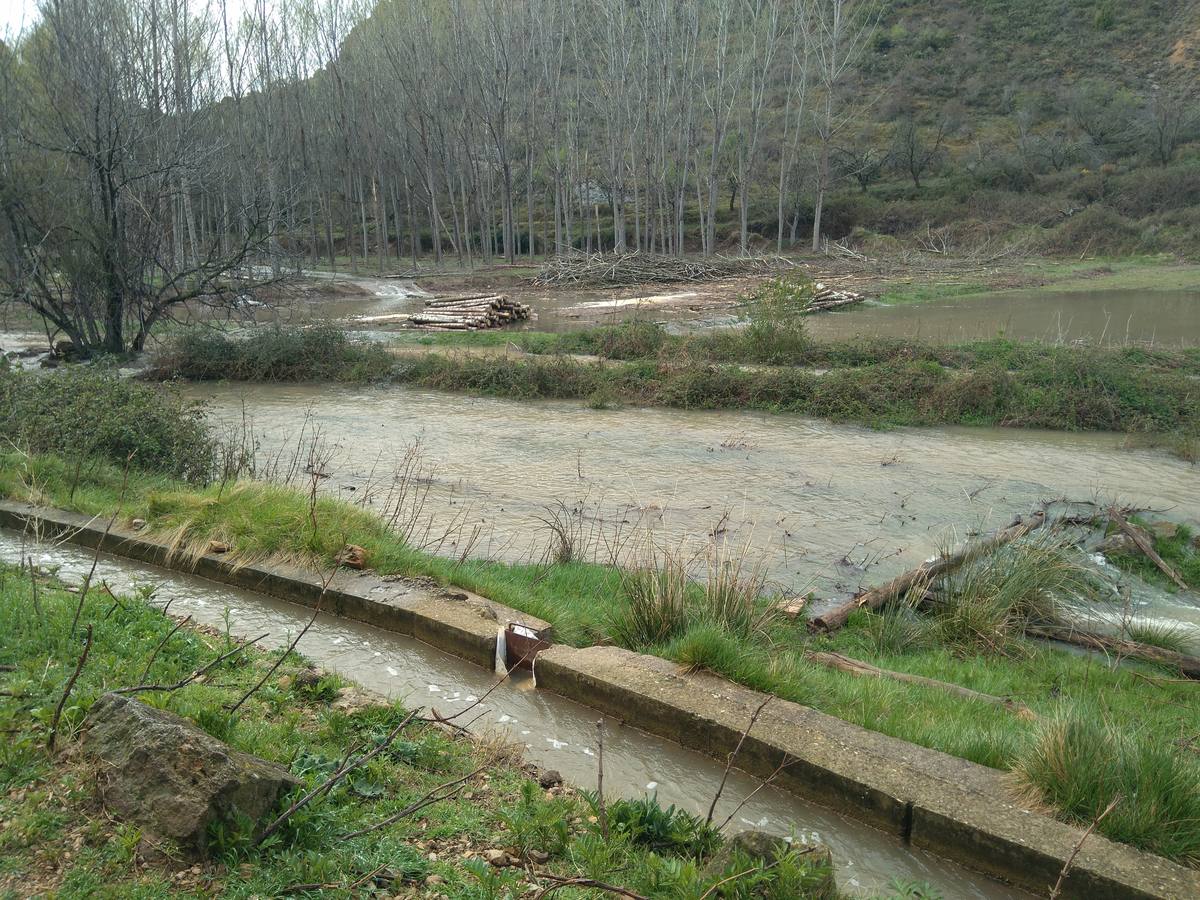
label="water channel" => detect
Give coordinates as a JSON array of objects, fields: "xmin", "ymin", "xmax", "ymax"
[{"xmin": 0, "ymin": 529, "xmax": 1026, "ymax": 898}]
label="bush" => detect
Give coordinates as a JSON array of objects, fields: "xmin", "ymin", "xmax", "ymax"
[
  {"xmin": 0, "ymin": 368, "xmax": 216, "ymax": 480},
  {"xmin": 155, "ymin": 326, "xmax": 394, "ymax": 382},
  {"xmin": 1041, "ymin": 205, "xmax": 1149, "ymax": 256},
  {"xmin": 742, "ymin": 275, "xmax": 812, "ymax": 363}
]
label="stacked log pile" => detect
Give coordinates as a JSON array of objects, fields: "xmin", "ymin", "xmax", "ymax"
[
  {"xmin": 534, "ymin": 251, "xmax": 785, "ymax": 287},
  {"xmin": 353, "ymin": 294, "xmax": 531, "ymax": 330},
  {"xmin": 411, "ymin": 294, "xmax": 531, "ymax": 330}
]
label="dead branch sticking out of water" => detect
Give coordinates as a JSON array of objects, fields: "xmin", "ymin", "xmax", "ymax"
[
  {"xmin": 1108, "ymin": 507, "xmax": 1190, "ymax": 591},
  {"xmin": 810, "ymin": 508, "xmax": 1052, "ymax": 633},
  {"xmin": 706, "ymin": 696, "xmax": 771, "ymax": 825},
  {"xmin": 534, "ymin": 251, "xmax": 787, "ymax": 287},
  {"xmin": 804, "ymin": 651, "xmax": 1037, "ymax": 718},
  {"xmin": 1024, "ymin": 625, "xmax": 1200, "ymax": 680}
]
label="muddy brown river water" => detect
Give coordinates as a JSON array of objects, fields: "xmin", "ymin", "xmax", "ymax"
[
  {"xmin": 0, "ymin": 530, "xmax": 1027, "ymax": 897},
  {"xmin": 191, "ymin": 383, "xmax": 1200, "ymax": 624},
  {"xmin": 805, "ymin": 288, "xmax": 1200, "ymax": 347}
]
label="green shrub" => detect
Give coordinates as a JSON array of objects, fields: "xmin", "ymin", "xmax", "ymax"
[
  {"xmin": 0, "ymin": 368, "xmax": 216, "ymax": 481},
  {"xmin": 743, "ymin": 275, "xmax": 812, "ymax": 363},
  {"xmin": 156, "ymin": 325, "xmax": 394, "ymax": 382},
  {"xmin": 1042, "ymin": 206, "xmax": 1149, "ymax": 256}
]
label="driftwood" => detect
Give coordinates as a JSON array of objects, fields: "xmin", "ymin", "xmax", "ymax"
[
  {"xmin": 534, "ymin": 250, "xmax": 786, "ymax": 287},
  {"xmin": 804, "ymin": 651, "xmax": 1037, "ymax": 719},
  {"xmin": 1108, "ymin": 508, "xmax": 1189, "ymax": 592},
  {"xmin": 809, "ymin": 510, "xmax": 1050, "ymax": 633},
  {"xmin": 1025, "ymin": 625, "xmax": 1200, "ymax": 680}
]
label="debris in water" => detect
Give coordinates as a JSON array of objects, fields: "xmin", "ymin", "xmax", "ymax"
[
  {"xmin": 428, "ymin": 684, "xmax": 442, "ymax": 693},
  {"xmin": 498, "ymin": 714, "xmax": 514, "ymax": 724},
  {"xmin": 386, "ymin": 666, "xmax": 398, "ymax": 677},
  {"xmin": 546, "ymin": 738, "xmax": 568, "ymax": 750},
  {"xmin": 645, "ymin": 781, "xmax": 658, "ymax": 791}
]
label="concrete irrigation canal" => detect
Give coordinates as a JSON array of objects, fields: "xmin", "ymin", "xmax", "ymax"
[{"xmin": 5, "ymin": 501, "xmax": 1197, "ymax": 899}]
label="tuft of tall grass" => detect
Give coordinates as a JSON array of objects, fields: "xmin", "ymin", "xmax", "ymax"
[
  {"xmin": 930, "ymin": 533, "xmax": 1099, "ymax": 654},
  {"xmin": 700, "ymin": 542, "xmax": 782, "ymax": 639},
  {"xmin": 608, "ymin": 544, "xmax": 693, "ymax": 648},
  {"xmin": 1122, "ymin": 619, "xmax": 1196, "ymax": 655},
  {"xmin": 1014, "ymin": 706, "xmax": 1200, "ymax": 864},
  {"xmin": 608, "ymin": 541, "xmax": 781, "ymax": 650}
]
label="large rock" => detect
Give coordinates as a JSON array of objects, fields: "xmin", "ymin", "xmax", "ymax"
[
  {"xmin": 705, "ymin": 830, "xmax": 835, "ymax": 898},
  {"xmin": 84, "ymin": 693, "xmax": 301, "ymax": 858}
]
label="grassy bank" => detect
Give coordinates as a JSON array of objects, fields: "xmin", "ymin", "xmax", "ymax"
[
  {"xmin": 394, "ymin": 345, "xmax": 1200, "ymax": 436},
  {"xmin": 155, "ymin": 321, "xmax": 1200, "ymax": 437},
  {"xmin": 4, "ymin": 442, "xmax": 1199, "ymax": 865},
  {"xmin": 0, "ymin": 567, "xmax": 844, "ymax": 898}
]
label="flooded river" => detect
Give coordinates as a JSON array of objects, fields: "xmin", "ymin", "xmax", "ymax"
[
  {"xmin": 191, "ymin": 384, "xmax": 1200, "ymax": 619},
  {"xmin": 804, "ymin": 288, "xmax": 1200, "ymax": 347},
  {"xmin": 0, "ymin": 530, "xmax": 1026, "ymax": 898}
]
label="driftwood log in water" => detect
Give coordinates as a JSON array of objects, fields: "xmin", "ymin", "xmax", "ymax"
[
  {"xmin": 808, "ymin": 509, "xmax": 1050, "ymax": 633},
  {"xmin": 1024, "ymin": 625, "xmax": 1200, "ymax": 680},
  {"xmin": 804, "ymin": 651, "xmax": 1038, "ymax": 718},
  {"xmin": 1108, "ymin": 507, "xmax": 1190, "ymax": 592}
]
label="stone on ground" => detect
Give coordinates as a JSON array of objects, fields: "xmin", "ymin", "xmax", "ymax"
[{"xmin": 84, "ymin": 692, "xmax": 301, "ymax": 859}]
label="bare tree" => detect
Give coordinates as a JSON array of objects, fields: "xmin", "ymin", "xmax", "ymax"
[
  {"xmin": 807, "ymin": 0, "xmax": 878, "ymax": 251},
  {"xmin": 890, "ymin": 115, "xmax": 948, "ymax": 189},
  {"xmin": 0, "ymin": 0, "xmax": 273, "ymax": 355}
]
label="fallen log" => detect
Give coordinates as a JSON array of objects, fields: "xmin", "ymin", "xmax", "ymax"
[
  {"xmin": 808, "ymin": 510, "xmax": 1049, "ymax": 633},
  {"xmin": 1108, "ymin": 508, "xmax": 1190, "ymax": 592},
  {"xmin": 1025, "ymin": 625, "xmax": 1200, "ymax": 680},
  {"xmin": 804, "ymin": 651, "xmax": 1037, "ymax": 719}
]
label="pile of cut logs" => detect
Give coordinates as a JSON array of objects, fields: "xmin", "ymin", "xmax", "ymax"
[
  {"xmin": 411, "ymin": 294, "xmax": 531, "ymax": 330},
  {"xmin": 806, "ymin": 282, "xmax": 865, "ymax": 313},
  {"xmin": 352, "ymin": 294, "xmax": 531, "ymax": 330}
]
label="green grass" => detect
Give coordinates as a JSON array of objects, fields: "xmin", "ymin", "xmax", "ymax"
[
  {"xmin": 876, "ymin": 282, "xmax": 992, "ymax": 305},
  {"xmin": 392, "ymin": 346, "xmax": 1200, "ymax": 436},
  {"xmin": 0, "ymin": 567, "xmax": 841, "ymax": 898},
  {"xmin": 3, "ymin": 450, "xmax": 1199, "ymax": 864}
]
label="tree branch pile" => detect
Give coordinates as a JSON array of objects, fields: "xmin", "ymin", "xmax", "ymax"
[{"xmin": 534, "ymin": 251, "xmax": 787, "ymax": 287}]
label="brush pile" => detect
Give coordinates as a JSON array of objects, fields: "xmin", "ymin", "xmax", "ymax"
[
  {"xmin": 535, "ymin": 251, "xmax": 786, "ymax": 287},
  {"xmin": 353, "ymin": 294, "xmax": 531, "ymax": 330}
]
